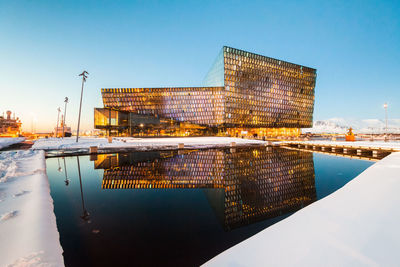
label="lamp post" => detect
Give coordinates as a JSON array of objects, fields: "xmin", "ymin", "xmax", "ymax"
[
  {"xmin": 55, "ymin": 107, "xmax": 61, "ymax": 138},
  {"xmin": 62, "ymin": 97, "xmax": 69, "ymax": 139},
  {"xmin": 76, "ymin": 71, "xmax": 89, "ymax": 142},
  {"xmin": 383, "ymin": 103, "xmax": 388, "ymax": 136}
]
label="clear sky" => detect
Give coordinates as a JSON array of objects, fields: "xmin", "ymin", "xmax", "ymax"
[{"xmin": 0, "ymin": 0, "xmax": 399, "ymax": 132}]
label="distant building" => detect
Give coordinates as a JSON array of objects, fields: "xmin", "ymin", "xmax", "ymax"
[
  {"xmin": 94, "ymin": 46, "xmax": 317, "ymax": 137},
  {"xmin": 0, "ymin": 110, "xmax": 22, "ymax": 137}
]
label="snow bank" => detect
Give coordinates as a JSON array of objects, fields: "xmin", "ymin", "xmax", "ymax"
[
  {"xmin": 32, "ymin": 137, "xmax": 266, "ymax": 151},
  {"xmin": 0, "ymin": 137, "xmax": 25, "ymax": 150},
  {"xmin": 0, "ymin": 150, "xmax": 64, "ymax": 267},
  {"xmin": 204, "ymin": 152, "xmax": 400, "ymax": 266},
  {"xmin": 284, "ymin": 140, "xmax": 400, "ymax": 151}
]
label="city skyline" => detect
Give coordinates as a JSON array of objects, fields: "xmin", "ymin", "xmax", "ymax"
[{"xmin": 0, "ymin": 0, "xmax": 399, "ymax": 132}]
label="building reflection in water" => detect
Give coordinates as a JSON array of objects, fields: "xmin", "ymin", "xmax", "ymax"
[{"xmin": 94, "ymin": 147, "xmax": 316, "ymax": 230}]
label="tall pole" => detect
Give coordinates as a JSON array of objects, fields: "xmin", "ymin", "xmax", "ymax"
[
  {"xmin": 55, "ymin": 107, "xmax": 61, "ymax": 138},
  {"xmin": 76, "ymin": 71, "xmax": 89, "ymax": 142},
  {"xmin": 62, "ymin": 97, "xmax": 69, "ymax": 139},
  {"xmin": 384, "ymin": 103, "xmax": 388, "ymax": 135}
]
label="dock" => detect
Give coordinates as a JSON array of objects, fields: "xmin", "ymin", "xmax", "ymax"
[{"xmin": 281, "ymin": 141, "xmax": 399, "ymax": 160}]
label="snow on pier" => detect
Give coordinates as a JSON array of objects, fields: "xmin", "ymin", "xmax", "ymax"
[
  {"xmin": 0, "ymin": 150, "xmax": 64, "ymax": 267},
  {"xmin": 32, "ymin": 136, "xmax": 267, "ymax": 153},
  {"xmin": 0, "ymin": 137, "xmax": 25, "ymax": 150}
]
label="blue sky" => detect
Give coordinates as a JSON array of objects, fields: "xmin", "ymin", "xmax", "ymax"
[{"xmin": 0, "ymin": 0, "xmax": 399, "ymax": 132}]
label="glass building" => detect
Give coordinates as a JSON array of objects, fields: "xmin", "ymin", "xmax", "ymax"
[{"xmin": 95, "ymin": 46, "xmax": 316, "ymax": 137}]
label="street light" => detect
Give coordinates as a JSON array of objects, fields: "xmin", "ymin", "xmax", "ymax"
[
  {"xmin": 62, "ymin": 97, "xmax": 69, "ymax": 139},
  {"xmin": 76, "ymin": 71, "xmax": 89, "ymax": 142},
  {"xmin": 55, "ymin": 107, "xmax": 61, "ymax": 138},
  {"xmin": 383, "ymin": 103, "xmax": 388, "ymax": 135}
]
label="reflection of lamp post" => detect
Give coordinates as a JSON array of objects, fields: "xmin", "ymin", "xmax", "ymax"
[
  {"xmin": 55, "ymin": 107, "xmax": 61, "ymax": 138},
  {"xmin": 57, "ymin": 158, "xmax": 62, "ymax": 172},
  {"xmin": 77, "ymin": 157, "xmax": 90, "ymax": 221},
  {"xmin": 63, "ymin": 157, "xmax": 69, "ymax": 186},
  {"xmin": 76, "ymin": 71, "xmax": 89, "ymax": 143},
  {"xmin": 383, "ymin": 103, "xmax": 388, "ymax": 135},
  {"xmin": 62, "ymin": 97, "xmax": 69, "ymax": 139}
]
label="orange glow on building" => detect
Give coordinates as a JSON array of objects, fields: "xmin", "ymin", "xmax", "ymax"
[{"xmin": 94, "ymin": 46, "xmax": 316, "ymax": 137}]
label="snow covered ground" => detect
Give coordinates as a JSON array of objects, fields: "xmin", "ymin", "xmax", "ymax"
[
  {"xmin": 32, "ymin": 136, "xmax": 266, "ymax": 151},
  {"xmin": 2, "ymin": 137, "xmax": 400, "ymax": 266},
  {"xmin": 303, "ymin": 118, "xmax": 400, "ymax": 134},
  {"xmin": 0, "ymin": 137, "xmax": 25, "ymax": 150},
  {"xmin": 204, "ymin": 152, "xmax": 400, "ymax": 266},
  {"xmin": 0, "ymin": 150, "xmax": 64, "ymax": 267},
  {"xmin": 284, "ymin": 140, "xmax": 400, "ymax": 151}
]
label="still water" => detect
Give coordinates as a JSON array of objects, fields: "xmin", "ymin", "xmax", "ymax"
[{"xmin": 46, "ymin": 147, "xmax": 373, "ymax": 267}]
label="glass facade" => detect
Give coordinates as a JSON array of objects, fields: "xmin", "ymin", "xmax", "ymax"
[
  {"xmin": 95, "ymin": 147, "xmax": 316, "ymax": 230},
  {"xmin": 221, "ymin": 46, "xmax": 316, "ymax": 128},
  {"xmin": 101, "ymin": 87, "xmax": 225, "ymax": 126},
  {"xmin": 204, "ymin": 48, "xmax": 225, "ymax": 87},
  {"xmin": 95, "ymin": 46, "xmax": 316, "ymax": 136}
]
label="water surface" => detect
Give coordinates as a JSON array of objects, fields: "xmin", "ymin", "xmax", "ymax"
[{"xmin": 46, "ymin": 147, "xmax": 373, "ymax": 266}]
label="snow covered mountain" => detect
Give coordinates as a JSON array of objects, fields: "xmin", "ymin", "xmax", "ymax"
[{"xmin": 302, "ymin": 118, "xmax": 400, "ymax": 134}]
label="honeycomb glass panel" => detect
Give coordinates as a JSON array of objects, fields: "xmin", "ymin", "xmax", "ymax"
[{"xmin": 95, "ymin": 46, "xmax": 317, "ymax": 136}]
